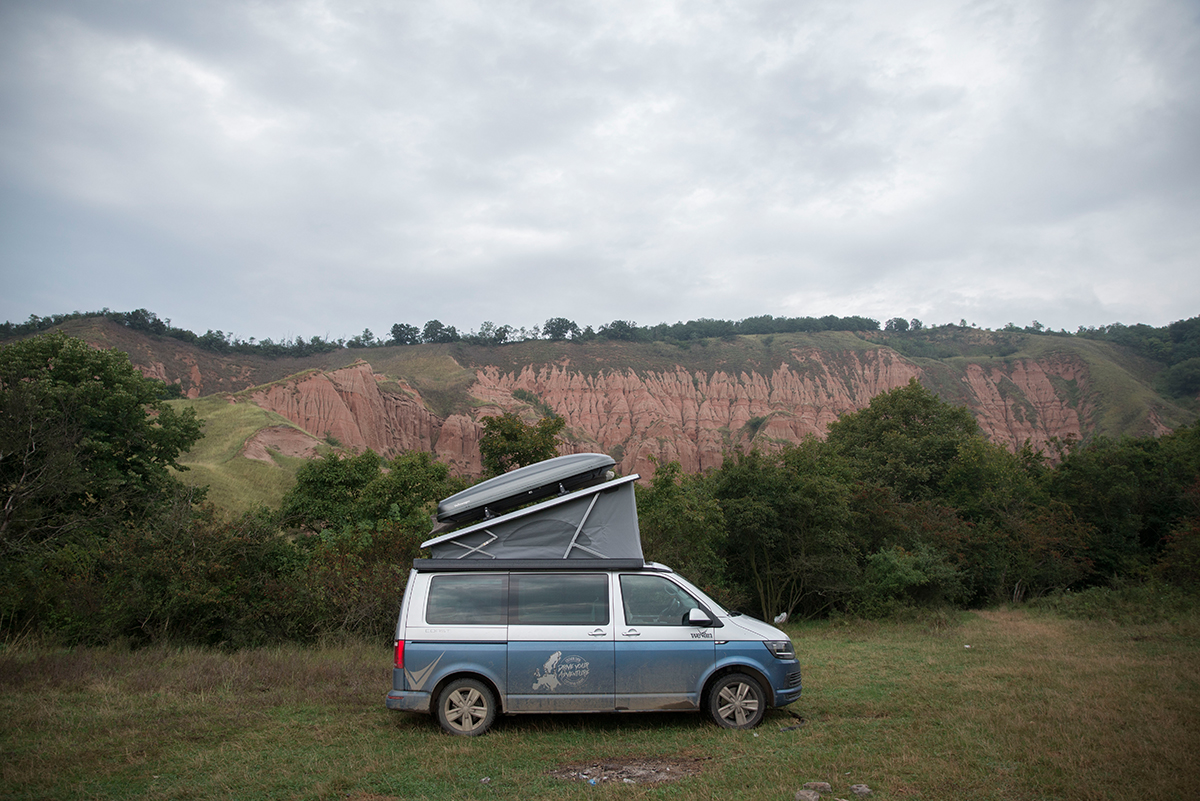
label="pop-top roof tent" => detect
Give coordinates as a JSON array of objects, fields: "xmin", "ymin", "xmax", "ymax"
[{"xmin": 419, "ymin": 453, "xmax": 644, "ymax": 568}]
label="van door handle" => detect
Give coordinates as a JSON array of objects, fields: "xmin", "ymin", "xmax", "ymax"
[
  {"xmin": 588, "ymin": 628, "xmax": 607, "ymax": 637},
  {"xmin": 622, "ymin": 629, "xmax": 640, "ymax": 637}
]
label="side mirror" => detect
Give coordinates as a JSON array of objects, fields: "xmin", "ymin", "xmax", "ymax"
[{"xmin": 687, "ymin": 607, "xmax": 713, "ymax": 627}]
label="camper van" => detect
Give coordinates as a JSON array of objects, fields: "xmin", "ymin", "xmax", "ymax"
[{"xmin": 385, "ymin": 454, "xmax": 802, "ymax": 736}]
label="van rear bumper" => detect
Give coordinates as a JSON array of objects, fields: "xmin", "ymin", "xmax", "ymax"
[{"xmin": 385, "ymin": 690, "xmax": 431, "ymax": 713}]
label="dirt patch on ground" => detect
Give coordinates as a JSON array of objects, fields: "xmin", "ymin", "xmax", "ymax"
[
  {"xmin": 241, "ymin": 425, "xmax": 322, "ymax": 463},
  {"xmin": 548, "ymin": 755, "xmax": 709, "ymax": 785}
]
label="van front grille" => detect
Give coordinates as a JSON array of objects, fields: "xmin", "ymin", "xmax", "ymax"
[{"xmin": 785, "ymin": 670, "xmax": 802, "ymax": 688}]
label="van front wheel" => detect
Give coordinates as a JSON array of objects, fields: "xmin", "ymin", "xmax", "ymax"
[
  {"xmin": 436, "ymin": 678, "xmax": 496, "ymax": 736},
  {"xmin": 707, "ymin": 673, "xmax": 766, "ymax": 729}
]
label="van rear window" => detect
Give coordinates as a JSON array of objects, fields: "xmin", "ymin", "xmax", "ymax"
[
  {"xmin": 426, "ymin": 574, "xmax": 507, "ymax": 625},
  {"xmin": 511, "ymin": 574, "xmax": 609, "ymax": 625}
]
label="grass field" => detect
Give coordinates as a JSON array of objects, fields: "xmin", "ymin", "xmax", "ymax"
[
  {"xmin": 168, "ymin": 396, "xmax": 327, "ymax": 513},
  {"xmin": 2, "ymin": 608, "xmax": 1197, "ymax": 800}
]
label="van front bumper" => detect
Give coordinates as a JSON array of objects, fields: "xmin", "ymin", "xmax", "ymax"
[
  {"xmin": 385, "ymin": 689, "xmax": 431, "ymax": 713},
  {"xmin": 774, "ymin": 685, "xmax": 803, "ymax": 707},
  {"xmin": 771, "ymin": 665, "xmax": 803, "ymax": 707}
]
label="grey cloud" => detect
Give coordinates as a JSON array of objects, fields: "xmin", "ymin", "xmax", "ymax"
[{"xmin": 1, "ymin": 0, "xmax": 1196, "ymax": 341}]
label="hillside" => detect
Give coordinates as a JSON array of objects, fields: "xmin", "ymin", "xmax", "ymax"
[{"xmin": 23, "ymin": 317, "xmax": 1200, "ymax": 512}]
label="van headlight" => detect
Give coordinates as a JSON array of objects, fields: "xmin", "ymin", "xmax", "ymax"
[{"xmin": 764, "ymin": 640, "xmax": 795, "ymax": 660}]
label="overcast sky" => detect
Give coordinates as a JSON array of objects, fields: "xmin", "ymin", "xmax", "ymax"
[{"xmin": 2, "ymin": 0, "xmax": 1197, "ymax": 343}]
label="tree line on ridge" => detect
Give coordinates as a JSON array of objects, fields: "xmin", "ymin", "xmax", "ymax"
[{"xmin": 5, "ymin": 309, "xmax": 1198, "ymax": 399}]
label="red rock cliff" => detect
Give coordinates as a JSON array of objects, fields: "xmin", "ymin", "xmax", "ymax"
[
  {"xmin": 243, "ymin": 347, "xmax": 1110, "ymax": 477},
  {"xmin": 248, "ymin": 362, "xmax": 442, "ymax": 461}
]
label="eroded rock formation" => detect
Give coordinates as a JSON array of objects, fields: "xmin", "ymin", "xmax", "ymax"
[
  {"xmin": 241, "ymin": 348, "xmax": 1106, "ymax": 477},
  {"xmin": 246, "ymin": 362, "xmax": 449, "ymax": 462}
]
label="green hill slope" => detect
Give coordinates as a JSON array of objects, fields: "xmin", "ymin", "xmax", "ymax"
[{"xmin": 170, "ymin": 397, "xmax": 335, "ymax": 513}]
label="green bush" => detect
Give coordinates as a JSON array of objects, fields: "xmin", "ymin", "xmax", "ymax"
[
  {"xmin": 1029, "ymin": 580, "xmax": 1199, "ymax": 625},
  {"xmin": 298, "ymin": 519, "xmax": 425, "ymax": 639},
  {"xmin": 850, "ymin": 544, "xmax": 967, "ymax": 619},
  {"xmin": 100, "ymin": 504, "xmax": 311, "ymax": 647}
]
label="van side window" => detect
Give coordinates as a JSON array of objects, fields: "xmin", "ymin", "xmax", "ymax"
[
  {"xmin": 620, "ymin": 574, "xmax": 702, "ymax": 626},
  {"xmin": 510, "ymin": 574, "xmax": 609, "ymax": 625},
  {"xmin": 427, "ymin": 574, "xmax": 508, "ymax": 625}
]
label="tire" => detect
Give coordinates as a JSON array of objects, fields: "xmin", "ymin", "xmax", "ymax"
[
  {"xmin": 436, "ymin": 678, "xmax": 497, "ymax": 736},
  {"xmin": 707, "ymin": 672, "xmax": 766, "ymax": 729}
]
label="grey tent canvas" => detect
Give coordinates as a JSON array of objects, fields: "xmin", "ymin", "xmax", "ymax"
[{"xmin": 422, "ymin": 474, "xmax": 643, "ymax": 561}]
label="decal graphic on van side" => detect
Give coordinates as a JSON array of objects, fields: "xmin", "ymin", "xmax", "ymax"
[
  {"xmin": 406, "ymin": 652, "xmax": 444, "ymax": 692},
  {"xmin": 532, "ymin": 651, "xmax": 591, "ymax": 690}
]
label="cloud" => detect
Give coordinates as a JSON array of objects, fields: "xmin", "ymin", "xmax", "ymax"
[{"xmin": 1, "ymin": 0, "xmax": 1196, "ymax": 341}]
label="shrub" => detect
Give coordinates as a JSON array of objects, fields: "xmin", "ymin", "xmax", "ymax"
[
  {"xmin": 100, "ymin": 504, "xmax": 311, "ymax": 647},
  {"xmin": 850, "ymin": 544, "xmax": 967, "ymax": 619},
  {"xmin": 1029, "ymin": 580, "xmax": 1199, "ymax": 625}
]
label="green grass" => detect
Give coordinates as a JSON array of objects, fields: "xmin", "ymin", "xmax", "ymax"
[
  {"xmin": 2, "ymin": 609, "xmax": 1197, "ymax": 800},
  {"xmin": 169, "ymin": 396, "xmax": 329, "ymax": 513}
]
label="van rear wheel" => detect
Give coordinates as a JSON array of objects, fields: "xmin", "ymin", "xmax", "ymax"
[
  {"xmin": 436, "ymin": 678, "xmax": 496, "ymax": 736},
  {"xmin": 708, "ymin": 673, "xmax": 766, "ymax": 729}
]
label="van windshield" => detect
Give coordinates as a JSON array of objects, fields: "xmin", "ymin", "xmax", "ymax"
[{"xmin": 667, "ymin": 574, "xmax": 729, "ymax": 617}]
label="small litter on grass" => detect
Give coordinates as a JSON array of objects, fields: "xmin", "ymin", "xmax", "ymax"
[{"xmin": 780, "ymin": 716, "xmax": 807, "ymax": 731}]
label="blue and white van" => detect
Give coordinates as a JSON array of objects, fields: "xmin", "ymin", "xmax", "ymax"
[{"xmin": 385, "ymin": 454, "xmax": 802, "ymax": 735}]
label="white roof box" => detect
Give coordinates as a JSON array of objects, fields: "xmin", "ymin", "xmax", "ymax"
[{"xmin": 435, "ymin": 452, "xmax": 616, "ymax": 528}]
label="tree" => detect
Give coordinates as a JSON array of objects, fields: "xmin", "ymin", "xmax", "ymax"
[
  {"xmin": 281, "ymin": 449, "xmax": 466, "ymax": 534},
  {"xmin": 421, "ymin": 320, "xmax": 459, "ymax": 344},
  {"xmin": 100, "ymin": 501, "xmax": 308, "ymax": 646},
  {"xmin": 826, "ymin": 379, "xmax": 980, "ymax": 502},
  {"xmin": 712, "ymin": 443, "xmax": 859, "ymax": 620},
  {"xmin": 1167, "ymin": 316, "xmax": 1200, "ymax": 363},
  {"xmin": 636, "ymin": 459, "xmax": 728, "ymax": 597},
  {"xmin": 0, "ymin": 331, "xmax": 203, "ymax": 553},
  {"xmin": 390, "ymin": 323, "xmax": 420, "ymax": 346},
  {"xmin": 478, "ymin": 412, "xmax": 565, "ymax": 476},
  {"xmin": 598, "ymin": 320, "xmax": 642, "ymax": 341},
  {"xmin": 356, "ymin": 450, "xmax": 467, "ymax": 528},
  {"xmin": 543, "ymin": 317, "xmax": 581, "ymax": 341},
  {"xmin": 1045, "ymin": 427, "xmax": 1200, "ymax": 578},
  {"xmin": 939, "ymin": 437, "xmax": 1094, "ymax": 601},
  {"xmin": 276, "ymin": 449, "xmax": 464, "ymax": 638},
  {"xmin": 346, "ymin": 328, "xmax": 377, "ymax": 348},
  {"xmin": 885, "ymin": 317, "xmax": 910, "ymax": 333},
  {"xmin": 1162, "ymin": 358, "xmax": 1200, "ymax": 398},
  {"xmin": 0, "ymin": 377, "xmax": 84, "ymax": 551},
  {"xmin": 279, "ymin": 450, "xmax": 385, "ymax": 532},
  {"xmin": 475, "ymin": 321, "xmax": 513, "ymax": 346}
]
